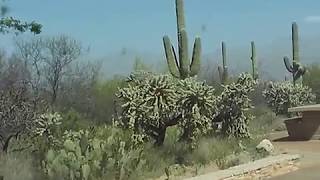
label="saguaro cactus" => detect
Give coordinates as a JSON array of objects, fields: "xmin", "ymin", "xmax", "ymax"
[
  {"xmin": 218, "ymin": 41, "xmax": 228, "ymax": 84},
  {"xmin": 283, "ymin": 22, "xmax": 306, "ymax": 85},
  {"xmin": 163, "ymin": 0, "xmax": 201, "ymax": 79},
  {"xmin": 250, "ymin": 41, "xmax": 258, "ymax": 80}
]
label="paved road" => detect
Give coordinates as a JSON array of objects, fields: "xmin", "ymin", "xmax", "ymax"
[{"xmin": 269, "ymin": 132, "xmax": 320, "ymax": 180}]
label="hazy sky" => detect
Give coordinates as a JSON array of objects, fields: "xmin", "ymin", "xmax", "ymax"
[{"xmin": 1, "ymin": 0, "xmax": 320, "ymax": 78}]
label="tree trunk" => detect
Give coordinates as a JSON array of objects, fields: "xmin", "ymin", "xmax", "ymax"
[{"xmin": 154, "ymin": 127, "xmax": 166, "ymax": 146}]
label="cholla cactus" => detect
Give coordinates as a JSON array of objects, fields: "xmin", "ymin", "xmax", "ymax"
[
  {"xmin": 214, "ymin": 73, "xmax": 257, "ymax": 138},
  {"xmin": 116, "ymin": 73, "xmax": 179, "ymax": 146},
  {"xmin": 176, "ymin": 77, "xmax": 219, "ymax": 146},
  {"xmin": 263, "ymin": 82, "xmax": 316, "ymax": 116},
  {"xmin": 115, "ymin": 72, "xmax": 219, "ymax": 146},
  {"xmin": 34, "ymin": 112, "xmax": 62, "ymax": 137}
]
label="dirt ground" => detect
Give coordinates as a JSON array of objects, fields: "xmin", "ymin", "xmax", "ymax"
[{"xmin": 268, "ymin": 131, "xmax": 320, "ymax": 180}]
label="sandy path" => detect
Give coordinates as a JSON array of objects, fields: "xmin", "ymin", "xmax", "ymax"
[{"xmin": 268, "ymin": 131, "xmax": 320, "ymax": 179}]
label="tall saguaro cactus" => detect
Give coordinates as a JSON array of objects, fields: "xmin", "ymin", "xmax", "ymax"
[
  {"xmin": 163, "ymin": 0, "xmax": 201, "ymax": 79},
  {"xmin": 283, "ymin": 22, "xmax": 306, "ymax": 85},
  {"xmin": 250, "ymin": 41, "xmax": 258, "ymax": 80},
  {"xmin": 218, "ymin": 41, "xmax": 228, "ymax": 84}
]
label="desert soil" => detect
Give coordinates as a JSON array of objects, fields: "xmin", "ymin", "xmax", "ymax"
[{"xmin": 268, "ymin": 131, "xmax": 320, "ymax": 180}]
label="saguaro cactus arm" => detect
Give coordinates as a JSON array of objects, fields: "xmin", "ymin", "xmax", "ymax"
[
  {"xmin": 190, "ymin": 37, "xmax": 201, "ymax": 77},
  {"xmin": 163, "ymin": 36, "xmax": 180, "ymax": 78},
  {"xmin": 283, "ymin": 22, "xmax": 305, "ymax": 85},
  {"xmin": 283, "ymin": 57, "xmax": 306, "ymax": 83},
  {"xmin": 283, "ymin": 56, "xmax": 294, "ymax": 73},
  {"xmin": 163, "ymin": 0, "xmax": 201, "ymax": 79}
]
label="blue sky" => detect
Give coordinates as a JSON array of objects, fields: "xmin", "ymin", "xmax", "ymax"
[{"xmin": 1, "ymin": 0, "xmax": 320, "ymax": 77}]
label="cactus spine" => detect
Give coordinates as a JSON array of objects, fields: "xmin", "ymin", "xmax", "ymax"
[
  {"xmin": 250, "ymin": 41, "xmax": 258, "ymax": 79},
  {"xmin": 218, "ymin": 41, "xmax": 228, "ymax": 84},
  {"xmin": 283, "ymin": 22, "xmax": 306, "ymax": 85},
  {"xmin": 163, "ymin": 0, "xmax": 201, "ymax": 79}
]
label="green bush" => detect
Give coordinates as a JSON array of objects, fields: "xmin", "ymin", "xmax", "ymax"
[
  {"xmin": 60, "ymin": 110, "xmax": 94, "ymax": 132},
  {"xmin": 0, "ymin": 153, "xmax": 45, "ymax": 180},
  {"xmin": 250, "ymin": 81, "xmax": 268, "ymax": 106},
  {"xmin": 249, "ymin": 107, "xmax": 278, "ymax": 135},
  {"xmin": 303, "ymin": 64, "xmax": 320, "ymax": 103},
  {"xmin": 92, "ymin": 76, "xmax": 126, "ymax": 123},
  {"xmin": 262, "ymin": 82, "xmax": 316, "ymax": 116}
]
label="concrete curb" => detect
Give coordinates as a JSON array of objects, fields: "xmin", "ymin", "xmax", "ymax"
[{"xmin": 184, "ymin": 154, "xmax": 301, "ymax": 180}]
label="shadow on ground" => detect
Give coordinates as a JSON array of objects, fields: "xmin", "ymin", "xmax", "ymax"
[{"xmin": 273, "ymin": 136, "xmax": 311, "ymax": 142}]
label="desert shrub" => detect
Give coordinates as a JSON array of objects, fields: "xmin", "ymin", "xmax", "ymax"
[
  {"xmin": 190, "ymin": 137, "xmax": 239, "ymax": 166},
  {"xmin": 303, "ymin": 64, "xmax": 320, "ymax": 103},
  {"xmin": 250, "ymin": 81, "xmax": 268, "ymax": 106},
  {"xmin": 249, "ymin": 107, "xmax": 278, "ymax": 135},
  {"xmin": 8, "ymin": 112, "xmax": 77, "ymax": 165},
  {"xmin": 262, "ymin": 82, "xmax": 316, "ymax": 116},
  {"xmin": 141, "ymin": 134, "xmax": 249, "ymax": 177},
  {"xmin": 214, "ymin": 73, "xmax": 257, "ymax": 138},
  {"xmin": 59, "ymin": 110, "xmax": 94, "ymax": 132},
  {"xmin": 0, "ymin": 153, "xmax": 45, "ymax": 180},
  {"xmin": 191, "ymin": 136, "xmax": 265, "ymax": 170},
  {"xmin": 0, "ymin": 86, "xmax": 43, "ymax": 153},
  {"xmin": 115, "ymin": 71, "xmax": 218, "ymax": 147},
  {"xmin": 92, "ymin": 76, "xmax": 126, "ymax": 123}
]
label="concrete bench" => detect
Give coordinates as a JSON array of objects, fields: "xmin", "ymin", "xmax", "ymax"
[{"xmin": 284, "ymin": 104, "xmax": 320, "ymax": 140}]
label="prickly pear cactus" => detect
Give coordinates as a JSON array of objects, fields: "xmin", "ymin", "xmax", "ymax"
[
  {"xmin": 42, "ymin": 127, "xmax": 145, "ymax": 180},
  {"xmin": 42, "ymin": 130, "xmax": 102, "ymax": 180}
]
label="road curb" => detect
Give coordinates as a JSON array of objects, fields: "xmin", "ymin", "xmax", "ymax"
[{"xmin": 184, "ymin": 154, "xmax": 301, "ymax": 180}]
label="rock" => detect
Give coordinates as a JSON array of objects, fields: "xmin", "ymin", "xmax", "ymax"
[{"xmin": 256, "ymin": 139, "xmax": 274, "ymax": 153}]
